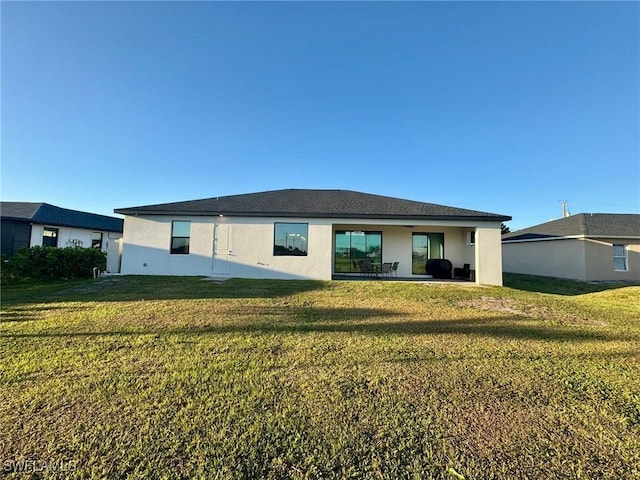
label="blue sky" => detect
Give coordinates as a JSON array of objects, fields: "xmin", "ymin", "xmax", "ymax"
[{"xmin": 2, "ymin": 1, "xmax": 638, "ymax": 231}]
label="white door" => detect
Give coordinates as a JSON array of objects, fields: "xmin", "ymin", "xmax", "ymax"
[
  {"xmin": 106, "ymin": 238, "xmax": 122, "ymax": 273},
  {"xmin": 212, "ymin": 223, "xmax": 232, "ymax": 276}
]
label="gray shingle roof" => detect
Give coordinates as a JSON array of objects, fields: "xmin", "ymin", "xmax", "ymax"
[
  {"xmin": 503, "ymin": 213, "xmax": 640, "ymax": 241},
  {"xmin": 115, "ymin": 189, "xmax": 511, "ymax": 222},
  {"xmin": 1, "ymin": 202, "xmax": 124, "ymax": 233}
]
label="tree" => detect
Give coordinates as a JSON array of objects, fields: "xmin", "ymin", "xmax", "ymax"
[{"xmin": 501, "ymin": 223, "xmax": 511, "ymax": 235}]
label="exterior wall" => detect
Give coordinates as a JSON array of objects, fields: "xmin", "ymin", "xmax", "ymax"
[
  {"xmin": 121, "ymin": 215, "xmax": 215, "ymax": 276},
  {"xmin": 474, "ymin": 226, "xmax": 504, "ymax": 286},
  {"xmin": 27, "ymin": 223, "xmax": 123, "ymax": 273},
  {"xmin": 121, "ymin": 215, "xmax": 334, "ymax": 279},
  {"xmin": 29, "ymin": 224, "xmax": 119, "ymax": 251},
  {"xmin": 121, "ymin": 215, "xmax": 503, "ymax": 284},
  {"xmin": 502, "ymin": 239, "xmax": 587, "ymax": 280},
  {"xmin": 503, "ymin": 237, "xmax": 640, "ymax": 282},
  {"xmin": 584, "ymin": 238, "xmax": 640, "ymax": 282},
  {"xmin": 220, "ymin": 217, "xmax": 334, "ymax": 279}
]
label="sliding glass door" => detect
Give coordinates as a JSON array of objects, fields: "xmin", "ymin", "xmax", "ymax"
[
  {"xmin": 412, "ymin": 233, "xmax": 444, "ymax": 274},
  {"xmin": 335, "ymin": 231, "xmax": 382, "ymax": 273}
]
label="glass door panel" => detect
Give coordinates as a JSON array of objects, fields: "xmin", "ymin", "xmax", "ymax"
[
  {"xmin": 412, "ymin": 233, "xmax": 445, "ymax": 275},
  {"xmin": 412, "ymin": 234, "xmax": 428, "ymax": 274},
  {"xmin": 334, "ymin": 230, "xmax": 382, "ymax": 273},
  {"xmin": 428, "ymin": 233, "xmax": 444, "ymax": 259},
  {"xmin": 366, "ymin": 232, "xmax": 382, "ymax": 268},
  {"xmin": 334, "ymin": 232, "xmax": 351, "ymax": 273}
]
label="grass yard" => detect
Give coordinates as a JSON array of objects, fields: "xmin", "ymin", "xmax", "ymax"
[{"xmin": 1, "ymin": 275, "xmax": 639, "ymax": 479}]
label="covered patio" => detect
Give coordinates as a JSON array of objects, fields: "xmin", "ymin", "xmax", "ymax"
[{"xmin": 331, "ymin": 223, "xmax": 481, "ymax": 282}]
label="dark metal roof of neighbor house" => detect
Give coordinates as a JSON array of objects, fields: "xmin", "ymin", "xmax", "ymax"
[
  {"xmin": 115, "ymin": 189, "xmax": 511, "ymax": 222},
  {"xmin": 1, "ymin": 202, "xmax": 124, "ymax": 232},
  {"xmin": 503, "ymin": 213, "xmax": 640, "ymax": 241}
]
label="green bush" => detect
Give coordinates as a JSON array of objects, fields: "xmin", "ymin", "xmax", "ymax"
[{"xmin": 5, "ymin": 246, "xmax": 107, "ymax": 280}]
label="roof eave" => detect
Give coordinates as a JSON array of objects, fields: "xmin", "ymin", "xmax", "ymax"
[
  {"xmin": 32, "ymin": 220, "xmax": 123, "ymax": 233},
  {"xmin": 115, "ymin": 209, "xmax": 510, "ymax": 222},
  {"xmin": 1, "ymin": 215, "xmax": 34, "ymax": 222},
  {"xmin": 503, "ymin": 233, "xmax": 640, "ymax": 242}
]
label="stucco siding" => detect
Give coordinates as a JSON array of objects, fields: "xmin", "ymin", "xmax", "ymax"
[
  {"xmin": 219, "ymin": 217, "xmax": 334, "ymax": 280},
  {"xmin": 121, "ymin": 215, "xmax": 215, "ymax": 276},
  {"xmin": 29, "ymin": 224, "xmax": 116, "ymax": 251},
  {"xmin": 503, "ymin": 237, "xmax": 640, "ymax": 281},
  {"xmin": 121, "ymin": 215, "xmax": 335, "ymax": 279},
  {"xmin": 502, "ymin": 239, "xmax": 587, "ymax": 280},
  {"xmin": 475, "ymin": 227, "xmax": 504, "ymax": 286},
  {"xmin": 584, "ymin": 238, "xmax": 640, "ymax": 282},
  {"xmin": 121, "ymin": 215, "xmax": 502, "ymax": 284}
]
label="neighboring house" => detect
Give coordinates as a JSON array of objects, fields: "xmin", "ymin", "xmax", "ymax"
[
  {"xmin": 114, "ymin": 189, "xmax": 511, "ymax": 285},
  {"xmin": 502, "ymin": 213, "xmax": 640, "ymax": 282},
  {"xmin": 1, "ymin": 202, "xmax": 125, "ymax": 273}
]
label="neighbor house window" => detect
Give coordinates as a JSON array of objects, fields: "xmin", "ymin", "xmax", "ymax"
[
  {"xmin": 613, "ymin": 244, "xmax": 628, "ymax": 271},
  {"xmin": 171, "ymin": 221, "xmax": 190, "ymax": 254},
  {"xmin": 274, "ymin": 223, "xmax": 308, "ymax": 256},
  {"xmin": 91, "ymin": 232, "xmax": 103, "ymax": 249},
  {"xmin": 42, "ymin": 227, "xmax": 58, "ymax": 247}
]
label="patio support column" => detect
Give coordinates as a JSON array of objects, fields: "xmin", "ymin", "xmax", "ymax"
[{"xmin": 474, "ymin": 226, "xmax": 504, "ymax": 286}]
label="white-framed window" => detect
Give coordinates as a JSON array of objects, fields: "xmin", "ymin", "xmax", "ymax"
[
  {"xmin": 468, "ymin": 230, "xmax": 476, "ymax": 246},
  {"xmin": 613, "ymin": 244, "xmax": 628, "ymax": 271}
]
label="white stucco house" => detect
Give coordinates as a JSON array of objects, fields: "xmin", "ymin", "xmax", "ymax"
[
  {"xmin": 115, "ymin": 189, "xmax": 510, "ymax": 285},
  {"xmin": 503, "ymin": 213, "xmax": 640, "ymax": 282},
  {"xmin": 1, "ymin": 202, "xmax": 124, "ymax": 273}
]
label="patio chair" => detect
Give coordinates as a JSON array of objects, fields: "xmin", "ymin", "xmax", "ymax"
[
  {"xmin": 381, "ymin": 262, "xmax": 393, "ymax": 278},
  {"xmin": 391, "ymin": 261, "xmax": 399, "ymax": 278},
  {"xmin": 360, "ymin": 260, "xmax": 375, "ymax": 277},
  {"xmin": 454, "ymin": 263, "xmax": 472, "ymax": 280}
]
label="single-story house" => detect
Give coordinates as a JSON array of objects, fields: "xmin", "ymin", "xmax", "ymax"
[
  {"xmin": 114, "ymin": 189, "xmax": 511, "ymax": 285},
  {"xmin": 502, "ymin": 213, "xmax": 640, "ymax": 282},
  {"xmin": 1, "ymin": 202, "xmax": 124, "ymax": 273}
]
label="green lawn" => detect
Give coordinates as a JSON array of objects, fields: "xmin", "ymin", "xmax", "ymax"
[{"xmin": 1, "ymin": 275, "xmax": 639, "ymax": 479}]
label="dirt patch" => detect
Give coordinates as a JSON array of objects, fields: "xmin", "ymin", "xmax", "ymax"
[
  {"xmin": 456, "ymin": 296, "xmax": 603, "ymax": 326},
  {"xmin": 457, "ymin": 296, "xmax": 525, "ymax": 315}
]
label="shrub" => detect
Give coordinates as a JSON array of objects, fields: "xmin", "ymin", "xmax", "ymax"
[{"xmin": 5, "ymin": 246, "xmax": 107, "ymax": 280}]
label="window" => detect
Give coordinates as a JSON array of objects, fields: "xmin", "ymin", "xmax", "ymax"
[
  {"xmin": 91, "ymin": 232, "xmax": 103, "ymax": 249},
  {"xmin": 469, "ymin": 230, "xmax": 476, "ymax": 245},
  {"xmin": 613, "ymin": 244, "xmax": 628, "ymax": 271},
  {"xmin": 274, "ymin": 223, "xmax": 308, "ymax": 256},
  {"xmin": 334, "ymin": 230, "xmax": 382, "ymax": 272},
  {"xmin": 171, "ymin": 221, "xmax": 190, "ymax": 254},
  {"xmin": 412, "ymin": 233, "xmax": 444, "ymax": 274},
  {"xmin": 42, "ymin": 227, "xmax": 58, "ymax": 247}
]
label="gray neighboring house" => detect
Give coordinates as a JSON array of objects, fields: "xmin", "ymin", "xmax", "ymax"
[
  {"xmin": 502, "ymin": 213, "xmax": 640, "ymax": 282},
  {"xmin": 115, "ymin": 189, "xmax": 511, "ymax": 285},
  {"xmin": 1, "ymin": 202, "xmax": 124, "ymax": 273}
]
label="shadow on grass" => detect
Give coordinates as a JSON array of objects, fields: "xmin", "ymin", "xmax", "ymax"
[
  {"xmin": 0, "ymin": 305, "xmax": 92, "ymax": 323},
  {"xmin": 503, "ymin": 273, "xmax": 640, "ymax": 296},
  {"xmin": 1, "ymin": 276, "xmax": 330, "ymax": 307},
  {"xmin": 3, "ymin": 313, "xmax": 636, "ymax": 343}
]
